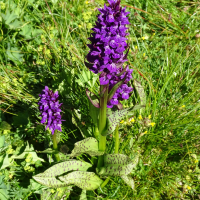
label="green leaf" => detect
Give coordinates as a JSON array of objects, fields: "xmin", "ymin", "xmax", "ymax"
[
  {"xmin": 59, "ymin": 171, "xmax": 103, "ymax": 190},
  {"xmin": 33, "ymin": 160, "xmax": 92, "ymax": 188},
  {"xmin": 2, "ymin": 9, "xmax": 22, "ymax": 29},
  {"xmin": 79, "ymin": 190, "xmax": 87, "ymax": 200},
  {"xmin": 0, "ymin": 189, "xmax": 9, "ymax": 200},
  {"xmin": 0, "ymin": 121, "xmax": 11, "ymax": 130},
  {"xmin": 0, "ymin": 155, "xmax": 11, "ymax": 170},
  {"xmin": 6, "ymin": 44, "xmax": 23, "ymax": 63},
  {"xmin": 41, "ymin": 186, "xmax": 72, "ymax": 200},
  {"xmin": 31, "ymin": 29, "xmax": 43, "ymax": 37},
  {"xmin": 72, "ymin": 109, "xmax": 92, "ymax": 138},
  {"xmin": 76, "ymin": 68, "xmax": 98, "ymax": 88},
  {"xmin": 19, "ymin": 24, "xmax": 33, "ymax": 39},
  {"xmin": 105, "ymin": 105, "xmax": 145, "ymax": 135},
  {"xmin": 86, "ymin": 89, "xmax": 99, "ymax": 108},
  {"xmin": 70, "ymin": 137, "xmax": 104, "ymax": 157},
  {"xmin": 11, "ymin": 142, "xmax": 45, "ymax": 163},
  {"xmin": 121, "ymin": 175, "xmax": 135, "ymax": 190},
  {"xmin": 89, "ymin": 100, "xmax": 99, "ymax": 126},
  {"xmin": 134, "ymin": 80, "xmax": 146, "ymax": 114},
  {"xmin": 2, "ymin": 10, "xmax": 17, "ymax": 25},
  {"xmin": 0, "ymin": 136, "xmax": 5, "ymax": 148},
  {"xmin": 98, "ymin": 154, "xmax": 139, "ymax": 176}
]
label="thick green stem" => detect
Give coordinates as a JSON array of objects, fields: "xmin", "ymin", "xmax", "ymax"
[
  {"xmin": 114, "ymin": 125, "xmax": 119, "ymax": 154},
  {"xmin": 52, "ymin": 130, "xmax": 60, "ymax": 162},
  {"xmin": 97, "ymin": 84, "xmax": 108, "ymax": 169}
]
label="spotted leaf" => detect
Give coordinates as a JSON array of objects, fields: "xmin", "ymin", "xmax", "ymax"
[
  {"xmin": 59, "ymin": 171, "xmax": 103, "ymax": 190},
  {"xmin": 70, "ymin": 137, "xmax": 104, "ymax": 157},
  {"xmin": 33, "ymin": 160, "xmax": 92, "ymax": 188}
]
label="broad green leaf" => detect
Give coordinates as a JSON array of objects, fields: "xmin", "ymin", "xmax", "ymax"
[
  {"xmin": 98, "ymin": 154, "xmax": 139, "ymax": 176},
  {"xmin": 2, "ymin": 9, "xmax": 22, "ymax": 29},
  {"xmin": 89, "ymin": 99, "xmax": 99, "ymax": 126},
  {"xmin": 0, "ymin": 136, "xmax": 5, "ymax": 148},
  {"xmin": 59, "ymin": 171, "xmax": 103, "ymax": 190},
  {"xmin": 41, "ymin": 186, "xmax": 72, "ymax": 200},
  {"xmin": 51, "ymin": 0, "xmax": 58, "ymax": 4},
  {"xmin": 19, "ymin": 24, "xmax": 33, "ymax": 39},
  {"xmin": 33, "ymin": 160, "xmax": 92, "ymax": 188},
  {"xmin": 6, "ymin": 44, "xmax": 23, "ymax": 63},
  {"xmin": 134, "ymin": 80, "xmax": 146, "ymax": 114},
  {"xmin": 105, "ymin": 105, "xmax": 145, "ymax": 135},
  {"xmin": 0, "ymin": 189, "xmax": 9, "ymax": 200},
  {"xmin": 79, "ymin": 190, "xmax": 87, "ymax": 200},
  {"xmin": 0, "ymin": 155, "xmax": 11, "ymax": 170},
  {"xmin": 11, "ymin": 142, "xmax": 45, "ymax": 163},
  {"xmin": 72, "ymin": 109, "xmax": 92, "ymax": 138},
  {"xmin": 31, "ymin": 29, "xmax": 43, "ymax": 37},
  {"xmin": 2, "ymin": 10, "xmax": 17, "ymax": 25},
  {"xmin": 76, "ymin": 68, "xmax": 98, "ymax": 88},
  {"xmin": 70, "ymin": 137, "xmax": 104, "ymax": 157},
  {"xmin": 121, "ymin": 175, "xmax": 135, "ymax": 190},
  {"xmin": 0, "ymin": 121, "xmax": 11, "ymax": 130}
]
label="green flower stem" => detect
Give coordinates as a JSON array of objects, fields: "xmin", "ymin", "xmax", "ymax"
[
  {"xmin": 52, "ymin": 130, "xmax": 60, "ymax": 162},
  {"xmin": 114, "ymin": 125, "xmax": 119, "ymax": 154},
  {"xmin": 101, "ymin": 176, "xmax": 111, "ymax": 189},
  {"xmin": 97, "ymin": 84, "xmax": 108, "ymax": 169}
]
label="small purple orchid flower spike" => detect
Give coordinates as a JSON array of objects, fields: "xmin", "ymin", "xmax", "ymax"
[{"xmin": 38, "ymin": 86, "xmax": 64, "ymax": 134}]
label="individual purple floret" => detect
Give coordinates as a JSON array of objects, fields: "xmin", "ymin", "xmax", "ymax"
[
  {"xmin": 38, "ymin": 86, "xmax": 64, "ymax": 134},
  {"xmin": 86, "ymin": 0, "xmax": 133, "ymax": 108}
]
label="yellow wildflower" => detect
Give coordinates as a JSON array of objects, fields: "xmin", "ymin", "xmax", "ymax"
[
  {"xmin": 195, "ymin": 160, "xmax": 198, "ymax": 164},
  {"xmin": 0, "ymin": 2, "xmax": 5, "ymax": 10},
  {"xmin": 78, "ymin": 25, "xmax": 82, "ymax": 28},
  {"xmin": 38, "ymin": 45, "xmax": 43, "ymax": 51},
  {"xmin": 142, "ymin": 37, "xmax": 145, "ymax": 40},
  {"xmin": 45, "ymin": 49, "xmax": 51, "ymax": 55},
  {"xmin": 120, "ymin": 120, "xmax": 124, "ymax": 124},
  {"xmin": 181, "ymin": 105, "xmax": 185, "ymax": 108},
  {"xmin": 87, "ymin": 23, "xmax": 93, "ymax": 29},
  {"xmin": 149, "ymin": 122, "xmax": 155, "ymax": 127},
  {"xmin": 51, "ymin": 189, "xmax": 55, "ymax": 193},
  {"xmin": 130, "ymin": 118, "xmax": 135, "ymax": 123},
  {"xmin": 143, "ymin": 53, "xmax": 145, "ymax": 57},
  {"xmin": 187, "ymin": 186, "xmax": 191, "ymax": 190},
  {"xmin": 144, "ymin": 131, "xmax": 147, "ymax": 134},
  {"xmin": 153, "ymin": 33, "xmax": 155, "ymax": 36},
  {"xmin": 148, "ymin": 115, "xmax": 151, "ymax": 119},
  {"xmin": 9, "ymin": 174, "xmax": 13, "ymax": 179},
  {"xmin": 85, "ymin": 1, "xmax": 89, "ymax": 4},
  {"xmin": 138, "ymin": 115, "xmax": 142, "ymax": 120},
  {"xmin": 72, "ymin": 57, "xmax": 76, "ymax": 61},
  {"xmin": 135, "ymin": 46, "xmax": 138, "ymax": 50}
]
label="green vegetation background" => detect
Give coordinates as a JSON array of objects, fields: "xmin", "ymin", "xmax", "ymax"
[{"xmin": 0, "ymin": 0, "xmax": 200, "ymax": 199}]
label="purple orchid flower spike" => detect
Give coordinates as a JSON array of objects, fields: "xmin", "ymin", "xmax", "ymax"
[
  {"xmin": 86, "ymin": 0, "xmax": 133, "ymax": 108},
  {"xmin": 38, "ymin": 86, "xmax": 64, "ymax": 134}
]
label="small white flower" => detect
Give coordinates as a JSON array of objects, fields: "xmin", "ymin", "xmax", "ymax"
[{"xmin": 173, "ymin": 72, "xmax": 177, "ymax": 77}]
